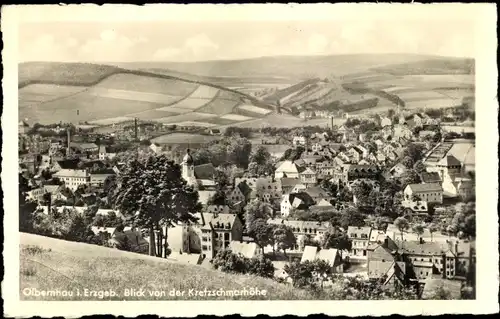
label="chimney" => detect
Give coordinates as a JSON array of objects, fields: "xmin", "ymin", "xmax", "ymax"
[
  {"xmin": 67, "ymin": 129, "xmax": 71, "ymax": 157},
  {"xmin": 134, "ymin": 118, "xmax": 138, "ymax": 140}
]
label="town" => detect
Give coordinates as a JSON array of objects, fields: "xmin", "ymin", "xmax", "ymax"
[{"xmin": 19, "ymin": 104, "xmax": 476, "ymax": 300}]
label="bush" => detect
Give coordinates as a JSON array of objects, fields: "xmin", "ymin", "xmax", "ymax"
[{"xmin": 212, "ymin": 250, "xmax": 275, "ymax": 278}]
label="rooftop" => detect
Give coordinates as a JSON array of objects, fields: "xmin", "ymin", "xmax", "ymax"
[{"xmin": 406, "ymin": 183, "xmax": 443, "ymax": 193}]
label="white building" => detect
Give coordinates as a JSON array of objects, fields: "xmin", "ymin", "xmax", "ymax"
[{"xmin": 53, "ymin": 169, "xmax": 90, "ymax": 191}]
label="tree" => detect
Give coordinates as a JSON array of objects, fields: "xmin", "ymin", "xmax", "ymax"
[
  {"xmin": 272, "ymin": 224, "xmax": 296, "ymax": 256},
  {"xmin": 413, "ymin": 160, "xmax": 426, "ymax": 174},
  {"xmin": 19, "ymin": 173, "xmax": 37, "ymax": 233},
  {"xmin": 250, "ymin": 146, "xmax": 272, "ymax": 166},
  {"xmin": 463, "ymin": 214, "xmax": 476, "ymax": 239},
  {"xmin": 401, "ymin": 169, "xmax": 421, "ymax": 188},
  {"xmin": 412, "ymin": 224, "xmax": 425, "ymax": 241},
  {"xmin": 206, "ymin": 190, "xmax": 228, "ymax": 207},
  {"xmin": 113, "ymin": 155, "xmax": 201, "ymax": 257},
  {"xmin": 248, "ymin": 255, "xmax": 275, "ymax": 278},
  {"xmin": 227, "ymin": 137, "xmax": 252, "ymax": 168},
  {"xmin": 401, "ymin": 156, "xmax": 414, "ymax": 169},
  {"xmin": 403, "ymin": 143, "xmax": 425, "ymax": 164},
  {"xmin": 213, "ymin": 168, "xmax": 230, "ymax": 190},
  {"xmin": 394, "ymin": 217, "xmax": 410, "ymax": 241},
  {"xmin": 244, "ymin": 199, "xmax": 273, "ymax": 233},
  {"xmin": 284, "ymin": 260, "xmax": 317, "ymax": 289},
  {"xmin": 322, "ymin": 230, "xmax": 352, "ymax": 251},
  {"xmin": 251, "ymin": 219, "xmax": 273, "ymax": 254},
  {"xmin": 339, "ymin": 207, "xmax": 366, "ymax": 229},
  {"xmin": 428, "ymin": 223, "xmax": 439, "ymax": 242}
]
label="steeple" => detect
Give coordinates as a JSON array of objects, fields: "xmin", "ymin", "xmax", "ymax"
[{"xmin": 181, "ymin": 148, "xmax": 197, "ymax": 187}]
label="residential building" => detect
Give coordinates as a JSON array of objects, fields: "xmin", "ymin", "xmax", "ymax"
[
  {"xmin": 280, "ymin": 177, "xmax": 301, "ymax": 194},
  {"xmin": 334, "ymin": 164, "xmax": 379, "ymax": 186},
  {"xmin": 404, "ymin": 183, "xmax": 443, "ymax": 204},
  {"xmin": 420, "ymin": 172, "xmax": 442, "ymax": 184},
  {"xmin": 225, "ymin": 183, "xmax": 247, "ymax": 206},
  {"xmin": 267, "ymin": 218, "xmax": 331, "ymax": 250},
  {"xmin": 280, "ymin": 192, "xmax": 315, "ymax": 217},
  {"xmin": 90, "ymin": 170, "xmax": 115, "ymax": 187},
  {"xmin": 347, "ymin": 226, "xmax": 372, "ymax": 260},
  {"xmin": 292, "ymin": 135, "xmax": 307, "ymax": 146},
  {"xmin": 53, "ymin": 169, "xmax": 91, "ymax": 191},
  {"xmin": 301, "ymin": 246, "xmax": 343, "ymax": 273},
  {"xmin": 98, "ymin": 145, "xmax": 117, "ymax": 160},
  {"xmin": 367, "ymin": 260, "xmax": 407, "ymax": 288},
  {"xmin": 299, "ymin": 167, "xmax": 317, "ymax": 186},
  {"xmin": 192, "ymin": 212, "xmax": 244, "ymax": 260},
  {"xmin": 275, "ymin": 160, "xmax": 301, "ymax": 179},
  {"xmin": 229, "ymin": 241, "xmax": 261, "ymax": 259}
]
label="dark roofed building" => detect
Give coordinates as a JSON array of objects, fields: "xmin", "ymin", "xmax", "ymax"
[
  {"xmin": 404, "ymin": 183, "xmax": 443, "ymax": 204},
  {"xmin": 420, "ymin": 172, "xmax": 442, "ymax": 184},
  {"xmin": 194, "ymin": 163, "xmax": 216, "ymax": 180}
]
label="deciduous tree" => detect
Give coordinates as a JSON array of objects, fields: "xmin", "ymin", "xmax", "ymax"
[{"xmin": 113, "ymin": 155, "xmax": 201, "ymax": 257}]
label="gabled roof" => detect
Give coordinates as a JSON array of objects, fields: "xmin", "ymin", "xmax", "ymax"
[
  {"xmin": 56, "ymin": 158, "xmax": 81, "ymax": 170},
  {"xmin": 194, "ymin": 163, "xmax": 215, "ymax": 180},
  {"xmin": 229, "ymin": 241, "xmax": 259, "ymax": 259},
  {"xmin": 420, "ymin": 172, "xmax": 442, "ymax": 183},
  {"xmin": 303, "ymin": 186, "xmax": 328, "ymax": 199},
  {"xmin": 280, "ymin": 178, "xmax": 300, "ymax": 188},
  {"xmin": 300, "ymin": 167, "xmax": 316, "ymax": 175},
  {"xmin": 396, "ymin": 240, "xmax": 445, "ymax": 256},
  {"xmin": 406, "ymin": 183, "xmax": 442, "ymax": 193},
  {"xmin": 276, "ymin": 160, "xmax": 299, "ymax": 174},
  {"xmin": 438, "ymin": 155, "xmax": 462, "ymax": 167},
  {"xmin": 196, "ymin": 212, "xmax": 238, "ymax": 230},
  {"xmin": 301, "ymin": 246, "xmax": 340, "ymax": 267},
  {"xmin": 347, "ymin": 226, "xmax": 372, "ymax": 239},
  {"xmin": 54, "ymin": 169, "xmax": 89, "ymax": 178}
]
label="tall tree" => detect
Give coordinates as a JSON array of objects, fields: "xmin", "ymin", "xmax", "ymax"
[
  {"xmin": 19, "ymin": 173, "xmax": 37, "ymax": 233},
  {"xmin": 339, "ymin": 207, "xmax": 366, "ymax": 229},
  {"xmin": 272, "ymin": 224, "xmax": 296, "ymax": 256},
  {"xmin": 394, "ymin": 217, "xmax": 410, "ymax": 241},
  {"xmin": 428, "ymin": 223, "xmax": 439, "ymax": 242},
  {"xmin": 413, "ymin": 224, "xmax": 425, "ymax": 241},
  {"xmin": 244, "ymin": 199, "xmax": 273, "ymax": 233},
  {"xmin": 113, "ymin": 155, "xmax": 201, "ymax": 257}
]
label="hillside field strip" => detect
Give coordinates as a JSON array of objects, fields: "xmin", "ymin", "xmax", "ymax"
[
  {"xmin": 436, "ymin": 89, "xmax": 475, "ymax": 100},
  {"xmin": 237, "ymin": 104, "xmax": 273, "ymax": 115},
  {"xmin": 395, "ymin": 90, "xmax": 449, "ymax": 101},
  {"xmin": 187, "ymin": 85, "xmax": 220, "ymax": 99},
  {"xmin": 174, "ymin": 121, "xmax": 217, "ymax": 127},
  {"xmin": 124, "ymin": 109, "xmax": 179, "ymax": 120},
  {"xmin": 19, "ymin": 84, "xmax": 87, "ymax": 103},
  {"xmin": 404, "ymin": 98, "xmax": 462, "ymax": 109},
  {"xmin": 197, "ymin": 117, "xmax": 240, "ymax": 125},
  {"xmin": 153, "ymin": 112, "xmax": 218, "ymax": 124},
  {"xmin": 19, "ymin": 91, "xmax": 169, "ymax": 125},
  {"xmin": 87, "ymin": 87, "xmax": 183, "ymax": 104},
  {"xmin": 88, "ymin": 116, "xmax": 135, "ymax": 125},
  {"xmin": 196, "ymin": 97, "xmax": 240, "ymax": 115},
  {"xmin": 151, "ymin": 133, "xmax": 221, "ymax": 144},
  {"xmin": 156, "ymin": 106, "xmax": 194, "ymax": 114},
  {"xmin": 219, "ymin": 114, "xmax": 254, "ymax": 122},
  {"xmin": 97, "ymin": 73, "xmax": 200, "ymax": 96}
]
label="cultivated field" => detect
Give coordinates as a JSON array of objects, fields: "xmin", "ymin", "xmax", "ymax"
[
  {"xmin": 19, "ymin": 84, "xmax": 86, "ymax": 103},
  {"xmin": 195, "ymin": 97, "xmax": 239, "ymax": 115},
  {"xmin": 125, "ymin": 109, "xmax": 178, "ymax": 121},
  {"xmin": 88, "ymin": 117, "xmax": 134, "ymax": 125},
  {"xmin": 151, "ymin": 133, "xmax": 221, "ymax": 144},
  {"xmin": 154, "ymin": 112, "xmax": 218, "ymax": 124},
  {"xmin": 20, "ymin": 233, "xmax": 316, "ymax": 301},
  {"xmin": 220, "ymin": 114, "xmax": 254, "ymax": 122},
  {"xmin": 96, "ymin": 73, "xmax": 199, "ymax": 96},
  {"xmin": 188, "ymin": 85, "xmax": 220, "ymax": 99},
  {"xmin": 404, "ymin": 99, "xmax": 462, "ymax": 109},
  {"xmin": 88, "ymin": 87, "xmax": 182, "ymax": 105},
  {"xmin": 174, "ymin": 121, "xmax": 217, "ymax": 127},
  {"xmin": 237, "ymin": 104, "xmax": 273, "ymax": 115},
  {"xmin": 395, "ymin": 90, "xmax": 448, "ymax": 101},
  {"xmin": 167, "ymin": 97, "xmax": 214, "ymax": 110},
  {"xmin": 156, "ymin": 106, "xmax": 194, "ymax": 114}
]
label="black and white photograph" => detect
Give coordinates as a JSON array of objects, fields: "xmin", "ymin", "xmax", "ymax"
[{"xmin": 2, "ymin": 3, "xmax": 498, "ymax": 317}]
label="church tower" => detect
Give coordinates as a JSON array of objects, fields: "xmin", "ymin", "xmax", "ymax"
[{"xmin": 181, "ymin": 149, "xmax": 197, "ymax": 187}]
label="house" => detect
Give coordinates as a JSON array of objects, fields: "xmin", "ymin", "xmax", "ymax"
[
  {"xmin": 206, "ymin": 128, "xmax": 221, "ymax": 136},
  {"xmin": 292, "ymin": 135, "xmax": 307, "ymax": 146},
  {"xmin": 192, "ymin": 212, "xmax": 244, "ymax": 260},
  {"xmin": 52, "ymin": 158, "xmax": 81, "ymax": 172},
  {"xmin": 303, "ymin": 185, "xmax": 329, "ymax": 202},
  {"xmin": 380, "ymin": 117, "xmax": 392, "ymax": 128},
  {"xmin": 90, "ymin": 170, "xmax": 115, "ymax": 187},
  {"xmin": 44, "ymin": 185, "xmax": 66, "ymax": 202},
  {"xmin": 367, "ymin": 260, "xmax": 407, "ymax": 288},
  {"xmin": 334, "ymin": 164, "xmax": 379, "ymax": 186},
  {"xmin": 420, "ymin": 172, "xmax": 442, "ymax": 184},
  {"xmin": 389, "ymin": 163, "xmax": 408, "ymax": 179},
  {"xmin": 404, "ymin": 183, "xmax": 443, "ymax": 204},
  {"xmin": 267, "ymin": 219, "xmax": 331, "ymax": 250},
  {"xmin": 436, "ymin": 155, "xmax": 462, "ymax": 176},
  {"xmin": 19, "ymin": 120, "xmax": 30, "ymax": 134},
  {"xmin": 53, "ymin": 169, "xmax": 91, "ymax": 191},
  {"xmin": 382, "ymin": 126, "xmax": 394, "ymax": 140},
  {"xmin": 280, "ymin": 178, "xmax": 301, "ymax": 194},
  {"xmin": 347, "ymin": 147, "xmax": 362, "ymax": 163},
  {"xmin": 275, "ymin": 160, "xmax": 300, "ymax": 179},
  {"xmin": 98, "ymin": 145, "xmax": 117, "ymax": 160},
  {"xmin": 401, "ymin": 200, "xmax": 428, "ymax": 214},
  {"xmin": 280, "ymin": 192, "xmax": 315, "ymax": 217},
  {"xmin": 301, "ymin": 246, "xmax": 343, "ymax": 273},
  {"xmin": 347, "ymin": 226, "xmax": 372, "ymax": 260},
  {"xmin": 299, "ymin": 167, "xmax": 317, "ymax": 186},
  {"xmin": 376, "ymin": 152, "xmax": 387, "ymax": 164},
  {"xmin": 252, "ymin": 178, "xmax": 282, "ymax": 202},
  {"xmin": 229, "ymin": 241, "xmax": 261, "ymax": 259},
  {"xmin": 225, "ymin": 183, "xmax": 247, "ymax": 206},
  {"xmin": 394, "ymin": 124, "xmax": 413, "ymax": 140},
  {"xmin": 70, "ymin": 142, "xmax": 99, "ymax": 153}
]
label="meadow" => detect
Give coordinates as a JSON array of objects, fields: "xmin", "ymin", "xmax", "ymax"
[
  {"xmin": 20, "ymin": 233, "xmax": 316, "ymax": 301},
  {"xmin": 151, "ymin": 133, "xmax": 221, "ymax": 144}
]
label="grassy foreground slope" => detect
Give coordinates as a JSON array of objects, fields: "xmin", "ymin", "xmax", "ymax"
[{"xmin": 20, "ymin": 233, "xmax": 316, "ymax": 301}]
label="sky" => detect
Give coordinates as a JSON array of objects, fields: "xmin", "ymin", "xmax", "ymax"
[{"xmin": 16, "ymin": 6, "xmax": 478, "ymax": 63}]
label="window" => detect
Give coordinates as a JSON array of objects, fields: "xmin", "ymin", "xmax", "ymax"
[{"xmin": 202, "ymin": 245, "xmax": 208, "ymax": 251}]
